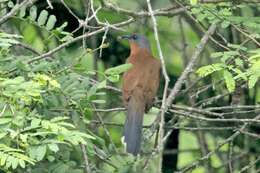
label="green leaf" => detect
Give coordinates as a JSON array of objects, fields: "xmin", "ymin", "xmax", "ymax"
[
  {"xmin": 19, "ymin": 5, "xmax": 26, "ymax": 18},
  {"xmin": 99, "ymin": 42, "xmax": 110, "ymax": 49},
  {"xmin": 107, "ymin": 74, "xmax": 119, "ymax": 83},
  {"xmin": 190, "ymin": 0, "xmax": 198, "ymax": 5},
  {"xmin": 29, "ymin": 6, "xmax": 37, "ymax": 21},
  {"xmin": 249, "ymin": 49, "xmax": 260, "ymax": 61},
  {"xmin": 0, "ymin": 118, "xmax": 12, "ymax": 125},
  {"xmin": 228, "ymin": 44, "xmax": 247, "ymax": 51},
  {"xmin": 16, "ymin": 61, "xmax": 30, "ymax": 71},
  {"xmin": 248, "ymin": 74, "xmax": 259, "ymax": 89},
  {"xmin": 249, "ymin": 49, "xmax": 260, "ymax": 54},
  {"xmin": 97, "ymin": 80, "xmax": 106, "ymax": 89},
  {"xmin": 235, "ymin": 58, "xmax": 243, "ymax": 67},
  {"xmin": 56, "ymin": 22, "xmax": 68, "ymax": 32},
  {"xmin": 31, "ymin": 118, "xmax": 41, "ymax": 128},
  {"xmin": 46, "ymin": 15, "xmax": 57, "ymax": 30},
  {"xmin": 105, "ymin": 63, "xmax": 133, "ymax": 75},
  {"xmin": 86, "ymin": 71, "xmax": 96, "ymax": 75},
  {"xmin": 91, "ymin": 100, "xmax": 106, "ymax": 104},
  {"xmin": 211, "ymin": 52, "xmax": 223, "ymax": 58},
  {"xmin": 0, "ymin": 153, "xmax": 7, "ymax": 166},
  {"xmin": 50, "ymin": 116, "xmax": 69, "ymax": 123},
  {"xmin": 60, "ymin": 35, "xmax": 73, "ymax": 42},
  {"xmin": 104, "ymin": 62, "xmax": 132, "ymax": 83},
  {"xmin": 47, "ymin": 155, "xmax": 55, "ymax": 162},
  {"xmin": 7, "ymin": 1, "xmax": 14, "ymax": 8},
  {"xmin": 223, "ymin": 70, "xmax": 235, "ymax": 92},
  {"xmin": 221, "ymin": 21, "xmax": 230, "ymax": 28},
  {"xmin": 19, "ymin": 159, "xmax": 25, "ymax": 168},
  {"xmin": 196, "ymin": 63, "xmax": 224, "ymax": 77},
  {"xmin": 86, "ymin": 143, "xmax": 95, "ymax": 156},
  {"xmin": 29, "ymin": 145, "xmax": 47, "ymax": 161},
  {"xmin": 223, "ymin": 51, "xmax": 239, "ymax": 57},
  {"xmin": 37, "ymin": 10, "xmax": 48, "ymax": 26},
  {"xmin": 0, "ymin": 132, "xmax": 7, "ymax": 139},
  {"xmin": 95, "ymin": 92, "xmax": 106, "ymax": 96},
  {"xmin": 11, "ymin": 157, "xmax": 19, "ymax": 169},
  {"xmin": 52, "ymin": 163, "xmax": 69, "ymax": 173},
  {"xmin": 251, "ymin": 60, "xmax": 260, "ymax": 70},
  {"xmin": 88, "ymin": 84, "xmax": 98, "ymax": 98},
  {"xmin": 232, "ymin": 68, "xmax": 247, "ymax": 80},
  {"xmin": 48, "ymin": 144, "xmax": 59, "ymax": 153},
  {"xmin": 197, "ymin": 13, "xmax": 206, "ymax": 21}
]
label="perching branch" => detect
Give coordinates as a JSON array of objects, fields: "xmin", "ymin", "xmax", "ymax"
[{"xmin": 166, "ymin": 23, "xmax": 217, "ymax": 108}]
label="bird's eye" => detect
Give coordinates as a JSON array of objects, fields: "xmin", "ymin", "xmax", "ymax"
[{"xmin": 132, "ymin": 34, "xmax": 137, "ymax": 40}]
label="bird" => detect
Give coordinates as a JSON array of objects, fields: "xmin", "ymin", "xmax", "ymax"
[{"xmin": 120, "ymin": 33, "xmax": 161, "ymax": 155}]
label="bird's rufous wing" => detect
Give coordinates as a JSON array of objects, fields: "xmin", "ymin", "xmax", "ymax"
[
  {"xmin": 122, "ymin": 58, "xmax": 141, "ymax": 107},
  {"xmin": 143, "ymin": 58, "xmax": 161, "ymax": 112},
  {"xmin": 122, "ymin": 53, "xmax": 161, "ymax": 111}
]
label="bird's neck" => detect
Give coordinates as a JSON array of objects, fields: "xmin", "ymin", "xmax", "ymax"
[{"xmin": 130, "ymin": 43, "xmax": 151, "ymax": 56}]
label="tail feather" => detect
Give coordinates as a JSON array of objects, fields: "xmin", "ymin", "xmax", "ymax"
[{"xmin": 123, "ymin": 97, "xmax": 144, "ymax": 156}]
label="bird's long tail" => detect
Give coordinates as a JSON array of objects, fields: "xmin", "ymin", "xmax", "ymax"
[{"xmin": 123, "ymin": 96, "xmax": 144, "ymax": 156}]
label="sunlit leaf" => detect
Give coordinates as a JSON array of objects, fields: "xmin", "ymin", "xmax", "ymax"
[
  {"xmin": 248, "ymin": 74, "xmax": 259, "ymax": 89},
  {"xmin": 46, "ymin": 15, "xmax": 57, "ymax": 30},
  {"xmin": 223, "ymin": 70, "xmax": 235, "ymax": 92},
  {"xmin": 29, "ymin": 5, "xmax": 37, "ymax": 21},
  {"xmin": 196, "ymin": 63, "xmax": 224, "ymax": 77},
  {"xmin": 105, "ymin": 63, "xmax": 133, "ymax": 75},
  {"xmin": 190, "ymin": 0, "xmax": 198, "ymax": 5},
  {"xmin": 37, "ymin": 10, "xmax": 48, "ymax": 26}
]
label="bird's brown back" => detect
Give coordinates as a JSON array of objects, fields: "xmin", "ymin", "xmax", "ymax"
[{"xmin": 122, "ymin": 48, "xmax": 161, "ymax": 112}]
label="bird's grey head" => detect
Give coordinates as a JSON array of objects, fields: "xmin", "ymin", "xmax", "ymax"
[{"xmin": 120, "ymin": 34, "xmax": 151, "ymax": 52}]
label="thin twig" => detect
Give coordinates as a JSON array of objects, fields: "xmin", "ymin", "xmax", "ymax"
[
  {"xmin": 166, "ymin": 23, "xmax": 217, "ymax": 108},
  {"xmin": 15, "ymin": 42, "xmax": 41, "ymax": 55},
  {"xmin": 164, "ymin": 24, "xmax": 217, "ymax": 143},
  {"xmin": 146, "ymin": 0, "xmax": 170, "ymax": 172},
  {"xmin": 27, "ymin": 18, "xmax": 134, "ymax": 64},
  {"xmin": 46, "ymin": 0, "xmax": 53, "ymax": 9},
  {"xmin": 80, "ymin": 144, "xmax": 91, "ymax": 173},
  {"xmin": 169, "ymin": 109, "xmax": 260, "ymax": 124},
  {"xmin": 238, "ymin": 157, "xmax": 260, "ymax": 173},
  {"xmin": 99, "ymin": 25, "xmax": 109, "ymax": 58},
  {"xmin": 100, "ymin": 0, "xmax": 187, "ymax": 18},
  {"xmin": 176, "ymin": 114, "xmax": 260, "ymax": 173}
]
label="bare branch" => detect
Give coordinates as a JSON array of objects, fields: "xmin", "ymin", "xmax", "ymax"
[
  {"xmin": 146, "ymin": 0, "xmax": 170, "ymax": 171},
  {"xmin": 27, "ymin": 18, "xmax": 134, "ymax": 64},
  {"xmin": 177, "ymin": 114, "xmax": 260, "ymax": 173},
  {"xmin": 100, "ymin": 0, "xmax": 187, "ymax": 18},
  {"xmin": 166, "ymin": 24, "xmax": 217, "ymax": 108},
  {"xmin": 80, "ymin": 144, "xmax": 91, "ymax": 173}
]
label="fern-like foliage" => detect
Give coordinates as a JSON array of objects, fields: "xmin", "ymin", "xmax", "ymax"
[
  {"xmin": 0, "ymin": 144, "xmax": 35, "ymax": 170},
  {"xmin": 18, "ymin": 5, "xmax": 72, "ymax": 42},
  {"xmin": 0, "ymin": 28, "xmax": 113, "ymax": 171},
  {"xmin": 196, "ymin": 63, "xmax": 225, "ymax": 77},
  {"xmin": 0, "ymin": 71, "xmax": 96, "ymax": 170},
  {"xmin": 197, "ymin": 44, "xmax": 260, "ymax": 92}
]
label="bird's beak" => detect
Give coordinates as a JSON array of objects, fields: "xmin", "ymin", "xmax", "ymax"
[{"xmin": 118, "ymin": 35, "xmax": 132, "ymax": 40}]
